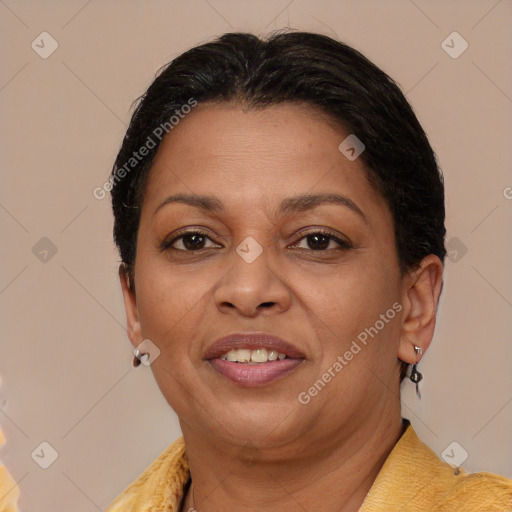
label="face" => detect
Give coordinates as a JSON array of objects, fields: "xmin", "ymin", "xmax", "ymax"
[{"xmin": 122, "ymin": 102, "xmax": 412, "ymax": 456}]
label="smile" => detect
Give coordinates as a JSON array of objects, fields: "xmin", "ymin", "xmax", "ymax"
[
  {"xmin": 219, "ymin": 348, "xmax": 287, "ymax": 363},
  {"xmin": 205, "ymin": 333, "xmax": 306, "ymax": 386}
]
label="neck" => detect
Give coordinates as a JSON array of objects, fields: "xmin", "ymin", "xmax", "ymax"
[{"xmin": 180, "ymin": 413, "xmax": 404, "ymax": 512}]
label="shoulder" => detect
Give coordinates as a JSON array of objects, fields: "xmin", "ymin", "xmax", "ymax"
[
  {"xmin": 104, "ymin": 436, "xmax": 190, "ymax": 512},
  {"xmin": 434, "ymin": 470, "xmax": 512, "ymax": 512},
  {"xmin": 361, "ymin": 423, "xmax": 512, "ymax": 512},
  {"xmin": 0, "ymin": 465, "xmax": 20, "ymax": 512},
  {"xmin": 0, "ymin": 429, "xmax": 20, "ymax": 512},
  {"xmin": 404, "ymin": 427, "xmax": 512, "ymax": 512}
]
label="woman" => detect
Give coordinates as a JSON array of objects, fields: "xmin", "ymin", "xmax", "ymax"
[{"xmin": 104, "ymin": 31, "xmax": 511, "ymax": 511}]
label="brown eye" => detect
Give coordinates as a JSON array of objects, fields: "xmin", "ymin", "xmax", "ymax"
[
  {"xmin": 291, "ymin": 230, "xmax": 352, "ymax": 251},
  {"xmin": 162, "ymin": 231, "xmax": 221, "ymax": 252},
  {"xmin": 179, "ymin": 233, "xmax": 207, "ymax": 250}
]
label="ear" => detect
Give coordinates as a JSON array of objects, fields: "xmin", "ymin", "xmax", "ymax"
[
  {"xmin": 119, "ymin": 263, "xmax": 142, "ymax": 349},
  {"xmin": 397, "ymin": 254, "xmax": 444, "ymax": 365}
]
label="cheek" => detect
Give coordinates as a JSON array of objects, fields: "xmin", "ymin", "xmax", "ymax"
[
  {"xmin": 134, "ymin": 254, "xmax": 214, "ymax": 347},
  {"xmin": 298, "ymin": 265, "xmax": 380, "ymax": 327},
  {"xmin": 299, "ymin": 261, "xmax": 399, "ymax": 360},
  {"xmin": 135, "ymin": 262, "xmax": 212, "ymax": 405}
]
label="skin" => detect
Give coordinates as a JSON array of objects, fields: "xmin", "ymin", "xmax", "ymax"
[{"xmin": 119, "ymin": 102, "xmax": 444, "ymax": 512}]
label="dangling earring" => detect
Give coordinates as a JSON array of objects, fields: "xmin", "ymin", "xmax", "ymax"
[
  {"xmin": 132, "ymin": 348, "xmax": 149, "ymax": 367},
  {"xmin": 409, "ymin": 345, "xmax": 423, "ymax": 398}
]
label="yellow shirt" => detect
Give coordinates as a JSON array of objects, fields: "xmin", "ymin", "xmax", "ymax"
[
  {"xmin": 0, "ymin": 428, "xmax": 20, "ymax": 512},
  {"xmin": 104, "ymin": 422, "xmax": 512, "ymax": 511}
]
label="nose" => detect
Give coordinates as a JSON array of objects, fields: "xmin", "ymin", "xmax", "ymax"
[{"xmin": 213, "ymin": 242, "xmax": 292, "ymax": 318}]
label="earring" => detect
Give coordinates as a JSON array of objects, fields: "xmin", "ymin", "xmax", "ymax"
[
  {"xmin": 409, "ymin": 346, "xmax": 423, "ymax": 399},
  {"xmin": 132, "ymin": 348, "xmax": 150, "ymax": 367}
]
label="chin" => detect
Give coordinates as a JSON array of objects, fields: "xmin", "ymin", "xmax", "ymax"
[{"xmin": 214, "ymin": 402, "xmax": 308, "ymax": 447}]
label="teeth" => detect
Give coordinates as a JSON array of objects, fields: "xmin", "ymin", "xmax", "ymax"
[
  {"xmin": 267, "ymin": 350, "xmax": 278, "ymax": 361},
  {"xmin": 226, "ymin": 350, "xmax": 238, "ymax": 362},
  {"xmin": 237, "ymin": 349, "xmax": 251, "ymax": 363},
  {"xmin": 251, "ymin": 348, "xmax": 267, "ymax": 363},
  {"xmin": 219, "ymin": 348, "xmax": 288, "ymax": 363}
]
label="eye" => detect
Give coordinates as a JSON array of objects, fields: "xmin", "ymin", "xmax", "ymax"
[
  {"xmin": 161, "ymin": 230, "xmax": 221, "ymax": 251},
  {"xmin": 161, "ymin": 228, "xmax": 351, "ymax": 253},
  {"xmin": 290, "ymin": 229, "xmax": 352, "ymax": 251}
]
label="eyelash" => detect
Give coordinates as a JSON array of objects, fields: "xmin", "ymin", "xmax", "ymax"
[{"xmin": 161, "ymin": 228, "xmax": 352, "ymax": 253}]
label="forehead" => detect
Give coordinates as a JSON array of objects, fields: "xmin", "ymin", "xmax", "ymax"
[
  {"xmin": 152, "ymin": 101, "xmax": 350, "ymax": 163},
  {"xmin": 140, "ymin": 102, "xmax": 390, "ymax": 226}
]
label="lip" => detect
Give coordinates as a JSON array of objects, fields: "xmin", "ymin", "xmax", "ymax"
[
  {"xmin": 204, "ymin": 332, "xmax": 306, "ymax": 387},
  {"xmin": 209, "ymin": 358, "xmax": 304, "ymax": 386},
  {"xmin": 204, "ymin": 332, "xmax": 306, "ymax": 360}
]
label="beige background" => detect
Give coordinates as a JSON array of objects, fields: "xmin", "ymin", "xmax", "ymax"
[{"xmin": 1, "ymin": 1, "xmax": 511, "ymax": 511}]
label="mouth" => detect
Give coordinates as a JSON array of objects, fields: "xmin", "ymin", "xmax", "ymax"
[{"xmin": 204, "ymin": 332, "xmax": 306, "ymax": 387}]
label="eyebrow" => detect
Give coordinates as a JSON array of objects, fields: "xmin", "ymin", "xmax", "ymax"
[{"xmin": 153, "ymin": 192, "xmax": 367, "ymax": 221}]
